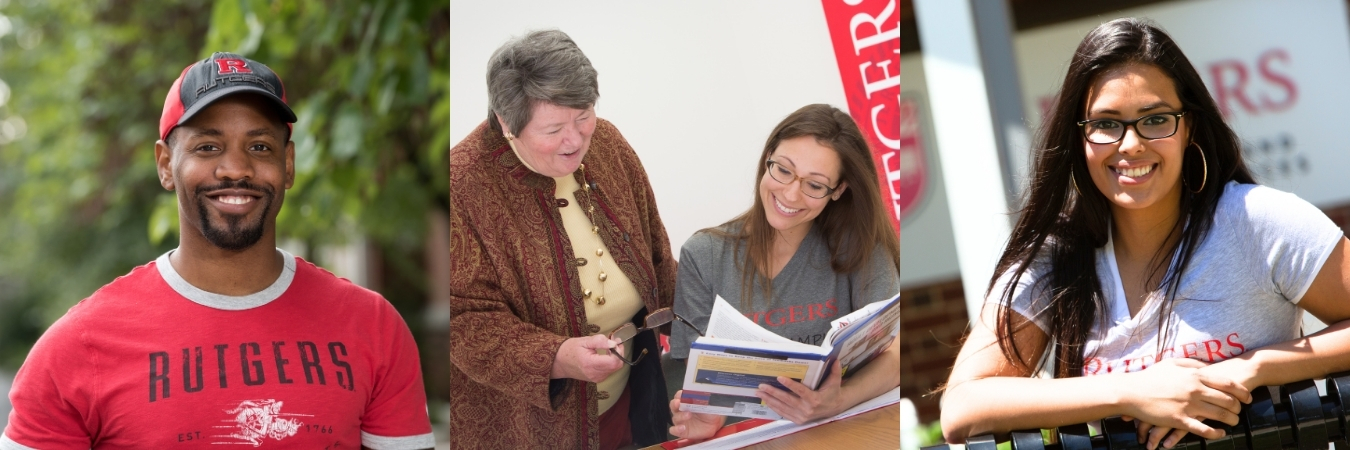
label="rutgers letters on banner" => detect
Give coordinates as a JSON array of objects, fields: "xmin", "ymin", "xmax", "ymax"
[{"xmin": 821, "ymin": 0, "xmax": 901, "ymax": 233}]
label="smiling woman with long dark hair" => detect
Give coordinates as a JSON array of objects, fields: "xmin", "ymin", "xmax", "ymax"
[{"xmin": 941, "ymin": 18, "xmax": 1350, "ymax": 450}]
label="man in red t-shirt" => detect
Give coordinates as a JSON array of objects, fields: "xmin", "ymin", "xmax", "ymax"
[{"xmin": 0, "ymin": 52, "xmax": 434, "ymax": 450}]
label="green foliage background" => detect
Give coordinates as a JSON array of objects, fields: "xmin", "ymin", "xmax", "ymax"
[{"xmin": 0, "ymin": 0, "xmax": 449, "ymax": 392}]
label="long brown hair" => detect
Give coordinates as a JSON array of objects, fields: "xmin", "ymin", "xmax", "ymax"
[
  {"xmin": 713, "ymin": 104, "xmax": 901, "ymax": 309},
  {"xmin": 992, "ymin": 18, "xmax": 1255, "ymax": 378}
]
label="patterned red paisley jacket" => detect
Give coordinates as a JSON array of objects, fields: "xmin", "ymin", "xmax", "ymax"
[{"xmin": 449, "ymin": 118, "xmax": 676, "ymax": 449}]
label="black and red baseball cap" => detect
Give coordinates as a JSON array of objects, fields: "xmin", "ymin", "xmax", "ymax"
[{"xmin": 158, "ymin": 52, "xmax": 298, "ymax": 141}]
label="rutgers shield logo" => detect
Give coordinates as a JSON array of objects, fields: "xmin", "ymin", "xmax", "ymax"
[
  {"xmin": 898, "ymin": 94, "xmax": 930, "ymax": 223},
  {"xmin": 215, "ymin": 58, "xmax": 253, "ymax": 74}
]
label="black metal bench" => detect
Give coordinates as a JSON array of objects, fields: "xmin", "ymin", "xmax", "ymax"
[{"xmin": 923, "ymin": 373, "xmax": 1350, "ymax": 450}]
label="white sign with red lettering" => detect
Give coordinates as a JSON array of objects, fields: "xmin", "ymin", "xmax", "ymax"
[
  {"xmin": 1015, "ymin": 0, "xmax": 1350, "ymax": 207},
  {"xmin": 899, "ymin": 0, "xmax": 1350, "ymax": 287}
]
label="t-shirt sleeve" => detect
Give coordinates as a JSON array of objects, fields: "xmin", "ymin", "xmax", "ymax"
[
  {"xmin": 3, "ymin": 307, "xmax": 97, "ymax": 450},
  {"xmin": 669, "ymin": 233, "xmax": 718, "ymax": 360},
  {"xmin": 1235, "ymin": 184, "xmax": 1345, "ymax": 304},
  {"xmin": 986, "ymin": 259, "xmax": 1055, "ymax": 334},
  {"xmin": 358, "ymin": 298, "xmax": 434, "ymax": 450},
  {"xmin": 850, "ymin": 244, "xmax": 900, "ymax": 311}
]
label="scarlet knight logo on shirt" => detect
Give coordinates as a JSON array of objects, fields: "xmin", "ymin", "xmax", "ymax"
[
  {"xmin": 1082, "ymin": 332, "xmax": 1249, "ymax": 375},
  {"xmin": 213, "ymin": 399, "xmax": 311, "ymax": 446}
]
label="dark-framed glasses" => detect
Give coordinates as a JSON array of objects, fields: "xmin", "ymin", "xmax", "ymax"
[
  {"xmin": 1077, "ymin": 111, "xmax": 1186, "ymax": 145},
  {"xmin": 765, "ymin": 160, "xmax": 838, "ymax": 199},
  {"xmin": 606, "ymin": 307, "xmax": 705, "ymax": 366}
]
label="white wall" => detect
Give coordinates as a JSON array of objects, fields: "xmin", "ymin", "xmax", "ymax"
[{"xmin": 450, "ymin": 1, "xmax": 850, "ymax": 255}]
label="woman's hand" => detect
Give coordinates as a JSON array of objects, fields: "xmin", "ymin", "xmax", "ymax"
[
  {"xmin": 668, "ymin": 390, "xmax": 726, "ymax": 443},
  {"xmin": 756, "ymin": 359, "xmax": 848, "ymax": 424},
  {"xmin": 550, "ymin": 334, "xmax": 625, "ymax": 382},
  {"xmin": 1119, "ymin": 358, "xmax": 1252, "ymax": 449},
  {"xmin": 1128, "ymin": 358, "xmax": 1258, "ymax": 449},
  {"xmin": 1127, "ymin": 417, "xmax": 1206, "ymax": 450}
]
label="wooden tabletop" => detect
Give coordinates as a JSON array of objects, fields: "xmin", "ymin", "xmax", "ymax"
[{"xmin": 740, "ymin": 403, "xmax": 899, "ymax": 450}]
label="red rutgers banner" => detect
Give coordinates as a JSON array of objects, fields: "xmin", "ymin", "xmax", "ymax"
[{"xmin": 821, "ymin": 0, "xmax": 901, "ymax": 234}]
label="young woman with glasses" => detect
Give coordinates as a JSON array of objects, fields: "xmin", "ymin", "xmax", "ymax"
[
  {"xmin": 941, "ymin": 18, "xmax": 1350, "ymax": 450},
  {"xmin": 664, "ymin": 103, "xmax": 901, "ymax": 441}
]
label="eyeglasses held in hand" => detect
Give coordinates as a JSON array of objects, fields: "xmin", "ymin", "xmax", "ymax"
[
  {"xmin": 1077, "ymin": 111, "xmax": 1186, "ymax": 145},
  {"xmin": 605, "ymin": 308, "xmax": 706, "ymax": 366},
  {"xmin": 765, "ymin": 160, "xmax": 839, "ymax": 199}
]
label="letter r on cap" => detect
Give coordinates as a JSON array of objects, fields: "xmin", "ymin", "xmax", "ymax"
[{"xmin": 215, "ymin": 59, "xmax": 252, "ymax": 74}]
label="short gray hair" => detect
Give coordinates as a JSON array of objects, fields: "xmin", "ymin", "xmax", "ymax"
[{"xmin": 486, "ymin": 29, "xmax": 599, "ymax": 136}]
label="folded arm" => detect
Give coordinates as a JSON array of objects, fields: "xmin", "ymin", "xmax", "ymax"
[
  {"xmin": 1120, "ymin": 238, "xmax": 1350, "ymax": 449},
  {"xmin": 940, "ymin": 306, "xmax": 1246, "ymax": 442}
]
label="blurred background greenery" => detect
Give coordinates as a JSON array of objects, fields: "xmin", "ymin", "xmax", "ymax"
[{"xmin": 0, "ymin": 0, "xmax": 449, "ymax": 426}]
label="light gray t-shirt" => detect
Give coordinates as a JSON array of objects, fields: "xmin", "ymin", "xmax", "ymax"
[
  {"xmin": 668, "ymin": 223, "xmax": 901, "ymax": 359},
  {"xmin": 999, "ymin": 182, "xmax": 1343, "ymax": 375}
]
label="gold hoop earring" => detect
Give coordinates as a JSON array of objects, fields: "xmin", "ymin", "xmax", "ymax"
[
  {"xmin": 1070, "ymin": 171, "xmax": 1083, "ymax": 197},
  {"xmin": 1185, "ymin": 143, "xmax": 1208, "ymax": 193},
  {"xmin": 504, "ymin": 133, "xmax": 514, "ymax": 141}
]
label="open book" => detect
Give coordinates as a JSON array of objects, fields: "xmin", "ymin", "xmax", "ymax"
[{"xmin": 677, "ymin": 292, "xmax": 900, "ymax": 419}]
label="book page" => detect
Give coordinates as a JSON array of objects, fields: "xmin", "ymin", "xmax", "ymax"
[
  {"xmin": 679, "ymin": 295, "xmax": 896, "ymax": 419},
  {"xmin": 705, "ymin": 295, "xmax": 799, "ymax": 345},
  {"xmin": 679, "ymin": 341, "xmax": 826, "ymax": 419}
]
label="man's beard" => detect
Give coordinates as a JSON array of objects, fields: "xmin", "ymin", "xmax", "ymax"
[{"xmin": 194, "ymin": 180, "xmax": 275, "ymax": 251}]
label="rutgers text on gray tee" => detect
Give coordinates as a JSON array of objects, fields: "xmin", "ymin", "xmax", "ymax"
[
  {"xmin": 998, "ymin": 182, "xmax": 1343, "ymax": 375},
  {"xmin": 669, "ymin": 223, "xmax": 900, "ymax": 359}
]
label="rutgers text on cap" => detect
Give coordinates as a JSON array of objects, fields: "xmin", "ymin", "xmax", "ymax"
[{"xmin": 158, "ymin": 52, "xmax": 299, "ymax": 141}]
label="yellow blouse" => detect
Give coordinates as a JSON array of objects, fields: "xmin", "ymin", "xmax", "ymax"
[{"xmin": 554, "ymin": 172, "xmax": 641, "ymax": 415}]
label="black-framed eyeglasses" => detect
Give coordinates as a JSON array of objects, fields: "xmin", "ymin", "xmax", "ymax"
[
  {"xmin": 765, "ymin": 160, "xmax": 839, "ymax": 199},
  {"xmin": 1077, "ymin": 111, "xmax": 1186, "ymax": 145},
  {"xmin": 606, "ymin": 307, "xmax": 705, "ymax": 366}
]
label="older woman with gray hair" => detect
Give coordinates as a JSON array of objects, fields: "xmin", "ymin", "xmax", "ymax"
[{"xmin": 449, "ymin": 29, "xmax": 676, "ymax": 449}]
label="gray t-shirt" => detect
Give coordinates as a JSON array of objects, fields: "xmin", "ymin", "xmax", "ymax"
[
  {"xmin": 668, "ymin": 223, "xmax": 901, "ymax": 359},
  {"xmin": 999, "ymin": 182, "xmax": 1343, "ymax": 375}
]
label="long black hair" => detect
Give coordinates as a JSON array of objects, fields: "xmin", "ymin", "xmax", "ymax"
[{"xmin": 991, "ymin": 18, "xmax": 1256, "ymax": 378}]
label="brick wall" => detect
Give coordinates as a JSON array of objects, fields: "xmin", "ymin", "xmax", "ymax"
[
  {"xmin": 899, "ymin": 278, "xmax": 968, "ymax": 424},
  {"xmin": 898, "ymin": 202, "xmax": 1350, "ymax": 427},
  {"xmin": 1323, "ymin": 203, "xmax": 1350, "ymax": 237}
]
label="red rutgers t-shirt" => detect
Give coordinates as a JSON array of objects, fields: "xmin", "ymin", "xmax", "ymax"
[{"xmin": 1, "ymin": 249, "xmax": 434, "ymax": 449}]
